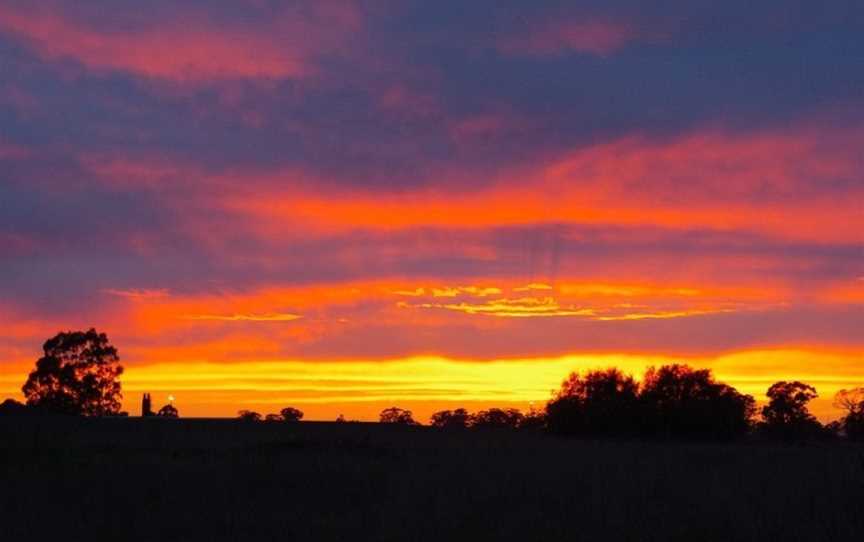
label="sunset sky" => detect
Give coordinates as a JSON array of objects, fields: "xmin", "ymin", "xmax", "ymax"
[{"xmin": 1, "ymin": 0, "xmax": 862, "ymax": 421}]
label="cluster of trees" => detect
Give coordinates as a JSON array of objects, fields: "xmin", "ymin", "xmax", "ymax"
[
  {"xmin": 3, "ymin": 329, "xmax": 864, "ymax": 443},
  {"xmin": 423, "ymin": 407, "xmax": 544, "ymax": 429},
  {"xmin": 237, "ymin": 407, "xmax": 304, "ymax": 423},
  {"xmin": 414, "ymin": 366, "xmax": 864, "ymax": 441},
  {"xmin": 544, "ymin": 366, "xmax": 755, "ymax": 439}
]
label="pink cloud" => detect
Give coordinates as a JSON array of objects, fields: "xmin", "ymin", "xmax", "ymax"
[
  {"xmin": 0, "ymin": 3, "xmax": 361, "ymax": 82},
  {"xmin": 499, "ymin": 18, "xmax": 639, "ymax": 57},
  {"xmin": 379, "ymin": 84, "xmax": 441, "ymax": 118},
  {"xmin": 0, "ymin": 139, "xmax": 29, "ymax": 159}
]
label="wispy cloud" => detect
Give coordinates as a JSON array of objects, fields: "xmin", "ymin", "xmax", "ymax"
[
  {"xmin": 182, "ymin": 313, "xmax": 303, "ymax": 322},
  {"xmin": 402, "ymin": 297, "xmax": 595, "ymax": 318},
  {"xmin": 498, "ymin": 17, "xmax": 640, "ymax": 57},
  {"xmin": 103, "ymin": 288, "xmax": 170, "ymax": 300},
  {"xmin": 0, "ymin": 2, "xmax": 361, "ymax": 83}
]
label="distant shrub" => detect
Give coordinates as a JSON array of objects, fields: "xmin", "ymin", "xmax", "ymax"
[
  {"xmin": 429, "ymin": 408, "xmax": 471, "ymax": 429},
  {"xmin": 157, "ymin": 404, "xmax": 178, "ymax": 418},
  {"xmin": 279, "ymin": 407, "xmax": 304, "ymax": 422},
  {"xmin": 379, "ymin": 407, "xmax": 417, "ymax": 425},
  {"xmin": 237, "ymin": 410, "xmax": 262, "ymax": 422},
  {"xmin": 519, "ymin": 407, "xmax": 546, "ymax": 431},
  {"xmin": 0, "ymin": 398, "xmax": 34, "ymax": 416},
  {"xmin": 470, "ymin": 408, "xmax": 523, "ymax": 429}
]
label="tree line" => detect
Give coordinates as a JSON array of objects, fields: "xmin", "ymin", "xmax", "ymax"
[{"xmin": 2, "ymin": 329, "xmax": 863, "ymax": 442}]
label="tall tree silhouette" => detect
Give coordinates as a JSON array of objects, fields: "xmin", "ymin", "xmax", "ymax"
[
  {"xmin": 21, "ymin": 329, "xmax": 123, "ymax": 416},
  {"xmin": 833, "ymin": 388, "xmax": 864, "ymax": 441},
  {"xmin": 760, "ymin": 381, "xmax": 821, "ymax": 439},
  {"xmin": 640, "ymin": 364, "xmax": 755, "ymax": 439},
  {"xmin": 546, "ymin": 368, "xmax": 639, "ymax": 436}
]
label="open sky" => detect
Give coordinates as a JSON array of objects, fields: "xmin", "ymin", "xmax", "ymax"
[{"xmin": 1, "ymin": 0, "xmax": 862, "ymax": 420}]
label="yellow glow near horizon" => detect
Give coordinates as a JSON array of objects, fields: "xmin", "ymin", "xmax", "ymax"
[
  {"xmin": 109, "ymin": 349, "xmax": 863, "ymax": 422},
  {"xmin": 2, "ymin": 349, "xmax": 861, "ymax": 422}
]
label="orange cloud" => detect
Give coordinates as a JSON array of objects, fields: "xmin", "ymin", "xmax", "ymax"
[
  {"xmin": 822, "ymin": 279, "xmax": 864, "ymax": 305},
  {"xmin": 212, "ymin": 124, "xmax": 863, "ymax": 243},
  {"xmin": 402, "ymin": 297, "xmax": 597, "ymax": 318},
  {"xmin": 75, "ymin": 120, "xmax": 862, "ymax": 246},
  {"xmin": 182, "ymin": 313, "xmax": 303, "ymax": 322}
]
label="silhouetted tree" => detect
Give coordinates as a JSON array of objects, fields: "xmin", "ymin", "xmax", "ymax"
[
  {"xmin": 237, "ymin": 410, "xmax": 262, "ymax": 422},
  {"xmin": 21, "ymin": 329, "xmax": 123, "ymax": 416},
  {"xmin": 157, "ymin": 404, "xmax": 178, "ymax": 418},
  {"xmin": 279, "ymin": 407, "xmax": 304, "ymax": 422},
  {"xmin": 0, "ymin": 398, "xmax": 31, "ymax": 416},
  {"xmin": 379, "ymin": 407, "xmax": 417, "ymax": 425},
  {"xmin": 335, "ymin": 414, "xmax": 346, "ymax": 423},
  {"xmin": 429, "ymin": 408, "xmax": 471, "ymax": 429},
  {"xmin": 546, "ymin": 368, "xmax": 639, "ymax": 436},
  {"xmin": 834, "ymin": 387, "xmax": 864, "ymax": 441},
  {"xmin": 640, "ymin": 364, "xmax": 755, "ymax": 440},
  {"xmin": 760, "ymin": 381, "xmax": 821, "ymax": 440},
  {"xmin": 264, "ymin": 413, "xmax": 282, "ymax": 422},
  {"xmin": 470, "ymin": 408, "xmax": 524, "ymax": 429}
]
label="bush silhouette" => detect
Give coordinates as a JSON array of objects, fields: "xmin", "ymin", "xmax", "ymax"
[
  {"xmin": 469, "ymin": 408, "xmax": 524, "ymax": 429},
  {"xmin": 279, "ymin": 407, "xmax": 304, "ymax": 422},
  {"xmin": 519, "ymin": 406, "xmax": 546, "ymax": 430},
  {"xmin": 760, "ymin": 381, "xmax": 822, "ymax": 440},
  {"xmin": 429, "ymin": 408, "xmax": 471, "ymax": 429},
  {"xmin": 379, "ymin": 407, "xmax": 417, "ymax": 425},
  {"xmin": 21, "ymin": 329, "xmax": 123, "ymax": 416},
  {"xmin": 0, "ymin": 398, "xmax": 31, "ymax": 416},
  {"xmin": 237, "ymin": 410, "xmax": 262, "ymax": 422},
  {"xmin": 157, "ymin": 404, "xmax": 178, "ymax": 418}
]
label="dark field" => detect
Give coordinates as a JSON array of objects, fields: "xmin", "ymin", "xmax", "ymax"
[{"xmin": 2, "ymin": 418, "xmax": 863, "ymax": 541}]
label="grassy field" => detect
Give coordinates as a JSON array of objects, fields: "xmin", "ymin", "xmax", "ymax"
[{"xmin": 1, "ymin": 418, "xmax": 863, "ymax": 541}]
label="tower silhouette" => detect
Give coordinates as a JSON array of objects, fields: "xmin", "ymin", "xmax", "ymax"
[{"xmin": 141, "ymin": 393, "xmax": 153, "ymax": 417}]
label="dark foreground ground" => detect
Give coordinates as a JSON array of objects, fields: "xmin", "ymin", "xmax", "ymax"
[{"xmin": 1, "ymin": 418, "xmax": 863, "ymax": 541}]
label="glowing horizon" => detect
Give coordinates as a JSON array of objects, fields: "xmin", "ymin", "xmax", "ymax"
[{"xmin": 2, "ymin": 349, "xmax": 862, "ymax": 422}]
